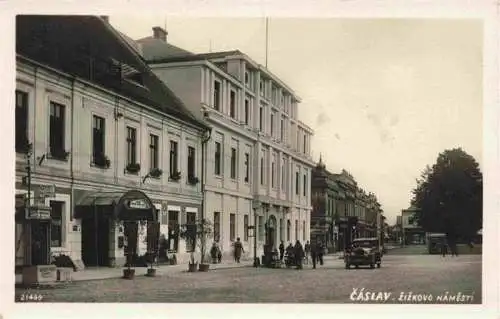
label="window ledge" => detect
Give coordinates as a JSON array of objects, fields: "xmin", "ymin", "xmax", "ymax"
[
  {"xmin": 91, "ymin": 163, "xmax": 111, "ymax": 170},
  {"xmin": 48, "ymin": 154, "xmax": 69, "ymax": 162},
  {"xmin": 214, "ymin": 174, "xmax": 223, "ymax": 180}
]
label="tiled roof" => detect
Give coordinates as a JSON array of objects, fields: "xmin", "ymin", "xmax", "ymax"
[{"xmin": 16, "ymin": 15, "xmax": 209, "ymax": 130}]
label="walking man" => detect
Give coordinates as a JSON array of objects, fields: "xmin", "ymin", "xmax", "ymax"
[
  {"xmin": 279, "ymin": 241, "xmax": 285, "ymax": 262},
  {"xmin": 317, "ymin": 241, "xmax": 325, "ymax": 266},
  {"xmin": 310, "ymin": 241, "xmax": 317, "ymax": 269},
  {"xmin": 294, "ymin": 240, "xmax": 305, "ymax": 270},
  {"xmin": 233, "ymin": 237, "xmax": 244, "ymax": 263},
  {"xmin": 304, "ymin": 240, "xmax": 311, "ymax": 265}
]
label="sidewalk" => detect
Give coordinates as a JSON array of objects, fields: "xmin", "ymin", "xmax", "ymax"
[{"xmin": 15, "ymin": 260, "xmax": 253, "ymax": 285}]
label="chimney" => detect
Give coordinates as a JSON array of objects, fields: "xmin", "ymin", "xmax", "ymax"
[
  {"xmin": 152, "ymin": 26, "xmax": 167, "ymax": 42},
  {"xmin": 100, "ymin": 16, "xmax": 109, "ymax": 23}
]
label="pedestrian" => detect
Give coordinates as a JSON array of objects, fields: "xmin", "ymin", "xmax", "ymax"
[
  {"xmin": 441, "ymin": 237, "xmax": 447, "ymax": 257},
  {"xmin": 294, "ymin": 240, "xmax": 305, "ymax": 269},
  {"xmin": 233, "ymin": 237, "xmax": 244, "ymax": 263},
  {"xmin": 217, "ymin": 243, "xmax": 222, "ymax": 263},
  {"xmin": 279, "ymin": 240, "xmax": 285, "ymax": 262},
  {"xmin": 310, "ymin": 241, "xmax": 317, "ymax": 269},
  {"xmin": 285, "ymin": 243, "xmax": 294, "ymax": 267},
  {"xmin": 317, "ymin": 241, "xmax": 325, "ymax": 266},
  {"xmin": 210, "ymin": 242, "xmax": 219, "ymax": 264},
  {"xmin": 304, "ymin": 240, "xmax": 311, "ymax": 265}
]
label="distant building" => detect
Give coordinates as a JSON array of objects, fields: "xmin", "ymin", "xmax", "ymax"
[
  {"xmin": 401, "ymin": 206, "xmax": 425, "ymax": 244},
  {"xmin": 311, "ymin": 157, "xmax": 383, "ymax": 252},
  {"xmin": 137, "ymin": 27, "xmax": 315, "ymax": 258}
]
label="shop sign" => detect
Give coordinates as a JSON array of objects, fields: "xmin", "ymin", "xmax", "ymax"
[
  {"xmin": 36, "ymin": 184, "xmax": 56, "ymax": 199},
  {"xmin": 26, "ymin": 206, "xmax": 52, "ymax": 220},
  {"xmin": 127, "ymin": 199, "xmax": 149, "ymax": 209}
]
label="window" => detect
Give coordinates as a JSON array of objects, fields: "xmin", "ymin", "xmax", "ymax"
[
  {"xmin": 244, "ymin": 214, "xmax": 249, "ymax": 241},
  {"xmin": 281, "ymin": 159, "xmax": 286, "ymax": 190},
  {"xmin": 168, "ymin": 211, "xmax": 179, "ymax": 251},
  {"xmin": 287, "ymin": 220, "xmax": 291, "ymax": 242},
  {"xmin": 303, "ymin": 134, "xmax": 307, "ymax": 153},
  {"xmin": 270, "ymin": 113, "xmax": 275, "ymax": 136},
  {"xmin": 214, "ymin": 81, "xmax": 221, "ymax": 111},
  {"xmin": 279, "ymin": 219, "xmax": 284, "ymax": 241},
  {"xmin": 258, "ymin": 215, "xmax": 264, "ymax": 241},
  {"xmin": 92, "ymin": 115, "xmax": 106, "ymax": 165},
  {"xmin": 280, "ymin": 118, "xmax": 284, "ymax": 141},
  {"xmin": 271, "ymin": 161, "xmax": 275, "ymax": 188},
  {"xmin": 230, "ymin": 147, "xmax": 237, "ymax": 179},
  {"xmin": 303, "ymin": 221, "xmax": 306, "ymax": 241},
  {"xmin": 186, "ymin": 212, "xmax": 196, "ymax": 251},
  {"xmin": 149, "ymin": 134, "xmax": 159, "ymax": 170},
  {"xmin": 244, "ymin": 99, "xmax": 249, "ymax": 125},
  {"xmin": 229, "ymin": 90, "xmax": 236, "ymax": 119},
  {"xmin": 187, "ymin": 146, "xmax": 195, "ymax": 178},
  {"xmin": 49, "ymin": 101, "xmax": 66, "ymax": 158},
  {"xmin": 214, "ymin": 212, "xmax": 221, "ymax": 241},
  {"xmin": 259, "ymin": 106, "xmax": 263, "ymax": 132},
  {"xmin": 50, "ymin": 201, "xmax": 64, "ymax": 247},
  {"xmin": 295, "ymin": 220, "xmax": 298, "ymax": 241},
  {"xmin": 126, "ymin": 126, "xmax": 137, "ymax": 165},
  {"xmin": 214, "ymin": 142, "xmax": 222, "ymax": 175},
  {"xmin": 244, "ymin": 153, "xmax": 250, "ymax": 183},
  {"xmin": 245, "ymin": 71, "xmax": 249, "ymax": 86},
  {"xmin": 169, "ymin": 140, "xmax": 178, "ymax": 176},
  {"xmin": 15, "ymin": 90, "xmax": 29, "ymax": 152},
  {"xmin": 260, "ymin": 157, "xmax": 264, "ymax": 185},
  {"xmin": 303, "ymin": 173, "xmax": 307, "ymax": 196},
  {"xmin": 295, "ymin": 171, "xmax": 300, "ymax": 195},
  {"xmin": 230, "ymin": 213, "xmax": 236, "ymax": 241},
  {"xmin": 259, "ymin": 80, "xmax": 264, "ymax": 96}
]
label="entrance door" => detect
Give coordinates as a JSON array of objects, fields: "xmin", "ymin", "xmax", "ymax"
[
  {"xmin": 31, "ymin": 220, "xmax": 50, "ymax": 265},
  {"xmin": 81, "ymin": 208, "xmax": 111, "ymax": 267}
]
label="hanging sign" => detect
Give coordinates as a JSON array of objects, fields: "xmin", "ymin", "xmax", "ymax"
[{"xmin": 127, "ymin": 199, "xmax": 149, "ymax": 209}]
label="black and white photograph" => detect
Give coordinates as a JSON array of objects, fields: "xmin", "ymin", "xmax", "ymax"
[{"xmin": 2, "ymin": 0, "xmax": 499, "ymax": 318}]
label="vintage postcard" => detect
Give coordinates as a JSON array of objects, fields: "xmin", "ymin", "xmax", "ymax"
[{"xmin": 1, "ymin": 1, "xmax": 498, "ymax": 319}]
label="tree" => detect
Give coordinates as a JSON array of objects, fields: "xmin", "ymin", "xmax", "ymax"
[
  {"xmin": 411, "ymin": 148, "xmax": 482, "ymax": 242},
  {"xmin": 179, "ymin": 218, "xmax": 214, "ymax": 265}
]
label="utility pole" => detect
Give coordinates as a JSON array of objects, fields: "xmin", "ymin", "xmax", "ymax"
[{"xmin": 265, "ymin": 17, "xmax": 269, "ymax": 68}]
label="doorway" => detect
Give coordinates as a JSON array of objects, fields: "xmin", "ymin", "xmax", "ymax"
[{"xmin": 81, "ymin": 209, "xmax": 110, "ymax": 267}]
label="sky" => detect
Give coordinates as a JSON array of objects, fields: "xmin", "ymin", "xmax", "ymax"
[{"xmin": 110, "ymin": 16, "xmax": 483, "ymax": 225}]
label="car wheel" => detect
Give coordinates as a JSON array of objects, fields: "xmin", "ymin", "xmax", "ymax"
[
  {"xmin": 377, "ymin": 263, "xmax": 381, "ymax": 268},
  {"xmin": 370, "ymin": 263, "xmax": 375, "ymax": 269}
]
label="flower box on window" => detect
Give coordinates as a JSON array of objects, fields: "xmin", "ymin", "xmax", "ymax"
[
  {"xmin": 170, "ymin": 171, "xmax": 181, "ymax": 182},
  {"xmin": 93, "ymin": 154, "xmax": 111, "ymax": 169},
  {"xmin": 149, "ymin": 168, "xmax": 163, "ymax": 179},
  {"xmin": 50, "ymin": 149, "xmax": 70, "ymax": 161},
  {"xmin": 188, "ymin": 175, "xmax": 199, "ymax": 185},
  {"xmin": 126, "ymin": 163, "xmax": 141, "ymax": 174}
]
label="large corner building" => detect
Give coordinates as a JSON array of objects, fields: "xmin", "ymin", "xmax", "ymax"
[{"xmin": 137, "ymin": 27, "xmax": 315, "ymax": 258}]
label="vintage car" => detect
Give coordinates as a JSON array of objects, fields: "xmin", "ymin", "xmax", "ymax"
[{"xmin": 344, "ymin": 237, "xmax": 382, "ymax": 269}]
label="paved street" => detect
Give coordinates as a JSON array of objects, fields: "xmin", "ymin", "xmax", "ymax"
[{"xmin": 15, "ymin": 250, "xmax": 481, "ymax": 304}]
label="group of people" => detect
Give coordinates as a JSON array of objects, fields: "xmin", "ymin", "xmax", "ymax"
[
  {"xmin": 210, "ymin": 237, "xmax": 245, "ymax": 264},
  {"xmin": 278, "ymin": 240, "xmax": 326, "ymax": 269}
]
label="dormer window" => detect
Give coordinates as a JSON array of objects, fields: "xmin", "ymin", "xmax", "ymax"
[{"xmin": 111, "ymin": 58, "xmax": 145, "ymax": 87}]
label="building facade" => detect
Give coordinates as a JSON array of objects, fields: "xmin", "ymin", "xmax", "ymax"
[
  {"xmin": 311, "ymin": 158, "xmax": 384, "ymax": 252},
  {"xmin": 15, "ymin": 16, "xmax": 209, "ymax": 269},
  {"xmin": 137, "ymin": 27, "xmax": 315, "ymax": 258},
  {"xmin": 401, "ymin": 206, "xmax": 425, "ymax": 245}
]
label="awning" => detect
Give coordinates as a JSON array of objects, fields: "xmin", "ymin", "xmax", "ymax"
[{"xmin": 74, "ymin": 189, "xmax": 157, "ymax": 221}]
